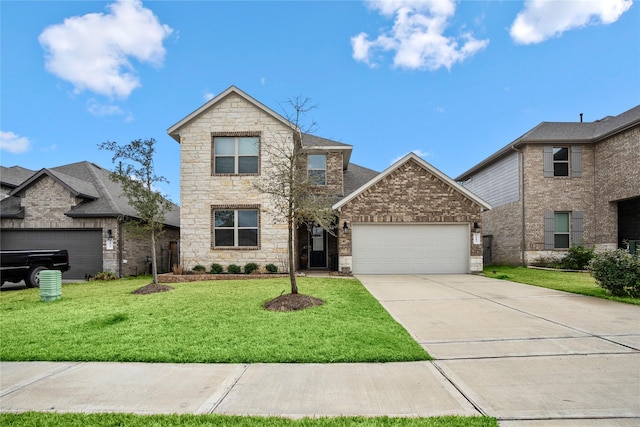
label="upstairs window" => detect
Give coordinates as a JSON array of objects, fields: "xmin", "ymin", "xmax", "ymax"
[
  {"xmin": 213, "ymin": 208, "xmax": 259, "ymax": 248},
  {"xmin": 213, "ymin": 136, "xmax": 259, "ymax": 175},
  {"xmin": 308, "ymin": 154, "xmax": 326, "ymax": 185},
  {"xmin": 543, "ymin": 145, "xmax": 582, "ymax": 178},
  {"xmin": 552, "ymin": 147, "xmax": 569, "ymax": 176}
]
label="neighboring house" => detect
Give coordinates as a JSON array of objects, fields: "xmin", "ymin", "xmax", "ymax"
[
  {"xmin": 0, "ymin": 161, "xmax": 180, "ymax": 279},
  {"xmin": 168, "ymin": 86, "xmax": 490, "ymax": 274},
  {"xmin": 456, "ymin": 105, "xmax": 640, "ymax": 265}
]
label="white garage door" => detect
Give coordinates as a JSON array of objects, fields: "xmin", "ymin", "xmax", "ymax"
[{"xmin": 352, "ymin": 224, "xmax": 469, "ymax": 274}]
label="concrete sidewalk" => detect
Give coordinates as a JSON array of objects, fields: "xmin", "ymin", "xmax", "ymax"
[
  {"xmin": 1, "ymin": 361, "xmax": 477, "ymax": 418},
  {"xmin": 1, "ymin": 274, "xmax": 639, "ymax": 426}
]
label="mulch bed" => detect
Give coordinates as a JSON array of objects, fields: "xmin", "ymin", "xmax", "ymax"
[
  {"xmin": 263, "ymin": 293, "xmax": 324, "ymax": 312},
  {"xmin": 132, "ymin": 283, "xmax": 174, "ymax": 295}
]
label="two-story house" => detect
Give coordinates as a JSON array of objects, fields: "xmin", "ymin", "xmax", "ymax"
[
  {"xmin": 456, "ymin": 105, "xmax": 640, "ymax": 265},
  {"xmin": 168, "ymin": 86, "xmax": 490, "ymax": 274}
]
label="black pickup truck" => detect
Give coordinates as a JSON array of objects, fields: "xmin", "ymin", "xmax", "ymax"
[{"xmin": 0, "ymin": 250, "xmax": 70, "ymax": 288}]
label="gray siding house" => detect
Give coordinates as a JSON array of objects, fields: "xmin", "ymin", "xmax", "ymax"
[{"xmin": 457, "ymin": 105, "xmax": 640, "ymax": 265}]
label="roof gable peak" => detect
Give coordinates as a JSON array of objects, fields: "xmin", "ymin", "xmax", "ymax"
[{"xmin": 167, "ymin": 85, "xmax": 293, "ymax": 142}]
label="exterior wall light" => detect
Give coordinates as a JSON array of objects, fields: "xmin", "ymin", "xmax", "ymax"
[{"xmin": 343, "ymin": 221, "xmax": 350, "ymax": 234}]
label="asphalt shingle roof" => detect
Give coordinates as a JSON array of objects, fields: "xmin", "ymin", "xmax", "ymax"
[
  {"xmin": 0, "ymin": 161, "xmax": 179, "ymax": 227},
  {"xmin": 455, "ymin": 104, "xmax": 640, "ymax": 181}
]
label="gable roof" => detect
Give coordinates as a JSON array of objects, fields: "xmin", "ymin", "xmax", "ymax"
[
  {"xmin": 167, "ymin": 85, "xmax": 292, "ymax": 142},
  {"xmin": 333, "ymin": 152, "xmax": 491, "ymax": 211},
  {"xmin": 1, "ymin": 161, "xmax": 179, "ymax": 227},
  {"xmin": 455, "ymin": 104, "xmax": 640, "ymax": 181},
  {"xmin": 1, "ymin": 166, "xmax": 36, "ymax": 189}
]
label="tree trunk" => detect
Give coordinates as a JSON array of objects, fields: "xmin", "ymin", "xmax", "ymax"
[
  {"xmin": 288, "ymin": 214, "xmax": 298, "ymax": 294},
  {"xmin": 150, "ymin": 228, "xmax": 158, "ymax": 284}
]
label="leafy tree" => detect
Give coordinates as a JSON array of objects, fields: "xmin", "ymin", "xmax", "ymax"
[
  {"xmin": 255, "ymin": 97, "xmax": 335, "ymax": 294},
  {"xmin": 98, "ymin": 138, "xmax": 172, "ymax": 285}
]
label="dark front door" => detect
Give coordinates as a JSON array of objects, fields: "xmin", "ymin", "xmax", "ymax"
[{"xmin": 309, "ymin": 226, "xmax": 327, "ymax": 268}]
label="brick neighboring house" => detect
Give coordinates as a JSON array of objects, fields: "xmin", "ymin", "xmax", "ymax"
[
  {"xmin": 0, "ymin": 161, "xmax": 180, "ymax": 279},
  {"xmin": 168, "ymin": 86, "xmax": 490, "ymax": 274},
  {"xmin": 456, "ymin": 105, "xmax": 640, "ymax": 265}
]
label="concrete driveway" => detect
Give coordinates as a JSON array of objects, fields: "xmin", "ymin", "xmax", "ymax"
[{"xmin": 358, "ymin": 274, "xmax": 640, "ymax": 426}]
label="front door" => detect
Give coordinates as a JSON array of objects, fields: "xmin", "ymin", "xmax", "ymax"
[{"xmin": 309, "ymin": 226, "xmax": 327, "ymax": 268}]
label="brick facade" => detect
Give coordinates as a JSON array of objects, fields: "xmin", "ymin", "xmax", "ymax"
[
  {"xmin": 336, "ymin": 158, "xmax": 485, "ymax": 272},
  {"xmin": 0, "ymin": 175, "xmax": 178, "ymax": 277},
  {"xmin": 594, "ymin": 125, "xmax": 640, "ymax": 248},
  {"xmin": 463, "ymin": 118, "xmax": 639, "ymax": 265}
]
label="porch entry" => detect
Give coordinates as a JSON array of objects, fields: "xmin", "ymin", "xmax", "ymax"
[{"xmin": 309, "ymin": 226, "xmax": 328, "ymax": 268}]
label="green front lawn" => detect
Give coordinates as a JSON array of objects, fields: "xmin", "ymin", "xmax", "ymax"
[
  {"xmin": 0, "ymin": 413, "xmax": 498, "ymax": 427},
  {"xmin": 0, "ymin": 277, "xmax": 430, "ymax": 363},
  {"xmin": 484, "ymin": 265, "xmax": 640, "ymax": 305}
]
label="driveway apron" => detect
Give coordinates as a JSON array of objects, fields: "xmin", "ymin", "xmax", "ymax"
[{"xmin": 358, "ymin": 274, "xmax": 640, "ymax": 426}]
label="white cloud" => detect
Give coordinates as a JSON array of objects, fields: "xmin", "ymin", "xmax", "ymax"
[
  {"xmin": 39, "ymin": 0, "xmax": 173, "ymax": 98},
  {"xmin": 0, "ymin": 131, "xmax": 31, "ymax": 154},
  {"xmin": 88, "ymin": 100, "xmax": 124, "ymax": 117},
  {"xmin": 352, "ymin": 0, "xmax": 488, "ymax": 71},
  {"xmin": 391, "ymin": 149, "xmax": 431, "ymax": 164},
  {"xmin": 510, "ymin": 0, "xmax": 633, "ymax": 44}
]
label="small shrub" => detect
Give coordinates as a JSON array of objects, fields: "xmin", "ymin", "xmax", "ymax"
[
  {"xmin": 589, "ymin": 249, "xmax": 640, "ymax": 297},
  {"xmin": 244, "ymin": 262, "xmax": 259, "ymax": 274},
  {"xmin": 227, "ymin": 264, "xmax": 241, "ymax": 274},
  {"xmin": 560, "ymin": 245, "xmax": 594, "ymax": 270},
  {"xmin": 94, "ymin": 271, "xmax": 118, "ymax": 281},
  {"xmin": 192, "ymin": 265, "xmax": 206, "ymax": 272},
  {"xmin": 172, "ymin": 264, "xmax": 184, "ymax": 275},
  {"xmin": 265, "ymin": 263, "xmax": 278, "ymax": 273},
  {"xmin": 210, "ymin": 263, "xmax": 224, "ymax": 274}
]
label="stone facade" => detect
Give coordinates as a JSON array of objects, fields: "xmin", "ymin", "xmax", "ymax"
[
  {"xmin": 336, "ymin": 158, "xmax": 485, "ymax": 272},
  {"xmin": 176, "ymin": 92, "xmax": 293, "ymax": 271}
]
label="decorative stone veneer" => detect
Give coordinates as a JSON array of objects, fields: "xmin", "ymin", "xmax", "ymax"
[
  {"xmin": 177, "ymin": 92, "xmax": 292, "ymax": 271},
  {"xmin": 336, "ymin": 158, "xmax": 484, "ymax": 272}
]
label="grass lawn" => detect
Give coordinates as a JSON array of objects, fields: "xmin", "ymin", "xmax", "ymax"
[
  {"xmin": 0, "ymin": 276, "xmax": 429, "ymax": 363},
  {"xmin": 0, "ymin": 413, "xmax": 498, "ymax": 427},
  {"xmin": 484, "ymin": 265, "xmax": 640, "ymax": 306}
]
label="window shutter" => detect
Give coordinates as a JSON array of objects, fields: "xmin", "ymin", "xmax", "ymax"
[
  {"xmin": 571, "ymin": 146, "xmax": 582, "ymax": 177},
  {"xmin": 543, "ymin": 146, "xmax": 554, "ymax": 177},
  {"xmin": 544, "ymin": 210, "xmax": 555, "ymax": 250},
  {"xmin": 572, "ymin": 211, "xmax": 584, "ymax": 245}
]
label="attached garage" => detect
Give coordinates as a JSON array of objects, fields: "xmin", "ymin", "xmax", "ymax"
[
  {"xmin": 352, "ymin": 223, "xmax": 469, "ymax": 274},
  {"xmin": 0, "ymin": 229, "xmax": 103, "ymax": 279},
  {"xmin": 333, "ymin": 153, "xmax": 491, "ymax": 275}
]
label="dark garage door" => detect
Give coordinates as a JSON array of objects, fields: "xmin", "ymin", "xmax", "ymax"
[{"xmin": 0, "ymin": 229, "xmax": 102, "ymax": 279}]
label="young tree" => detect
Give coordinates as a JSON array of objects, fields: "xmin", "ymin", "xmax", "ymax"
[
  {"xmin": 255, "ymin": 97, "xmax": 336, "ymax": 294},
  {"xmin": 98, "ymin": 138, "xmax": 172, "ymax": 285}
]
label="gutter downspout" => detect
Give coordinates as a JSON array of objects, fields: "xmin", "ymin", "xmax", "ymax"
[
  {"xmin": 511, "ymin": 144, "xmax": 526, "ymax": 265},
  {"xmin": 118, "ymin": 217, "xmax": 124, "ymax": 278}
]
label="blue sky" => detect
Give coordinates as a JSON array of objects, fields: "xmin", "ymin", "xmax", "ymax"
[{"xmin": 1, "ymin": 0, "xmax": 638, "ymax": 204}]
